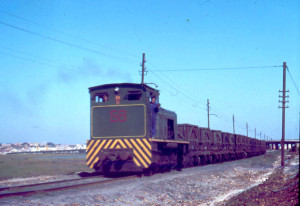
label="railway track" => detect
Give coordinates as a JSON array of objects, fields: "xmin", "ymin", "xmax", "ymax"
[{"xmin": 0, "ymin": 175, "xmax": 137, "ymax": 198}]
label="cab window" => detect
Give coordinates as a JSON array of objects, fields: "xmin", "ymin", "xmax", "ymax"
[
  {"xmin": 127, "ymin": 90, "xmax": 142, "ymax": 100},
  {"xmin": 95, "ymin": 93, "xmax": 108, "ymax": 103},
  {"xmin": 167, "ymin": 119, "xmax": 174, "ymax": 139}
]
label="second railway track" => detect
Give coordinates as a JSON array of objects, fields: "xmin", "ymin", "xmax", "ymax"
[{"xmin": 0, "ymin": 175, "xmax": 137, "ymax": 198}]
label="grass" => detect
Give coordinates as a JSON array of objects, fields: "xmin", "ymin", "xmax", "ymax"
[{"xmin": 0, "ymin": 153, "xmax": 94, "ymax": 180}]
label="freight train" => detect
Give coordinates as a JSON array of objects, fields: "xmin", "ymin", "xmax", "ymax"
[{"xmin": 86, "ymin": 83, "xmax": 266, "ymax": 174}]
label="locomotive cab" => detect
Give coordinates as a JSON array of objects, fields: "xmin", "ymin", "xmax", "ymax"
[
  {"xmin": 89, "ymin": 83, "xmax": 159, "ymax": 139},
  {"xmin": 155, "ymin": 108, "xmax": 177, "ymax": 140}
]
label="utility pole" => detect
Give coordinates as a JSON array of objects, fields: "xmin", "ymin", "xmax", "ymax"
[
  {"xmin": 233, "ymin": 115, "xmax": 235, "ymax": 134},
  {"xmin": 246, "ymin": 122, "xmax": 248, "ymax": 137},
  {"xmin": 141, "ymin": 53, "xmax": 146, "ymax": 84},
  {"xmin": 255, "ymin": 128, "xmax": 256, "ymax": 139},
  {"xmin": 207, "ymin": 99, "xmax": 210, "ymax": 129},
  {"xmin": 279, "ymin": 62, "xmax": 289, "ymax": 167},
  {"xmin": 260, "ymin": 132, "xmax": 261, "ymax": 140}
]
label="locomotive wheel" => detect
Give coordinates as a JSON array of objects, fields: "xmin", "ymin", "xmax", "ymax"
[
  {"xmin": 200, "ymin": 156, "xmax": 206, "ymax": 165},
  {"xmin": 216, "ymin": 155, "xmax": 221, "ymax": 162},
  {"xmin": 212, "ymin": 155, "xmax": 217, "ymax": 163},
  {"xmin": 207, "ymin": 155, "xmax": 213, "ymax": 164},
  {"xmin": 145, "ymin": 163, "xmax": 158, "ymax": 176},
  {"xmin": 193, "ymin": 156, "xmax": 198, "ymax": 166}
]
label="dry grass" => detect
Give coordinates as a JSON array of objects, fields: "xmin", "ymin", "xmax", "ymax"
[{"xmin": 0, "ymin": 153, "xmax": 93, "ymax": 180}]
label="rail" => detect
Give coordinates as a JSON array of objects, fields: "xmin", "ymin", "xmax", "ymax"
[{"xmin": 0, "ymin": 174, "xmax": 137, "ymax": 198}]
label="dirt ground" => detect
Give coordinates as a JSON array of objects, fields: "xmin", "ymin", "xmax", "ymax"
[
  {"xmin": 220, "ymin": 150, "xmax": 299, "ymax": 206},
  {"xmin": 1, "ymin": 149, "xmax": 298, "ymax": 205}
]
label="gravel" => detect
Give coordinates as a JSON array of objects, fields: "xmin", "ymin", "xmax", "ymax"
[{"xmin": 0, "ymin": 150, "xmax": 298, "ymax": 206}]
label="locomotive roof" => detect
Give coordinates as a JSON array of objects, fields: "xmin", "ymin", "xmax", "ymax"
[{"xmin": 89, "ymin": 83, "xmax": 159, "ymax": 93}]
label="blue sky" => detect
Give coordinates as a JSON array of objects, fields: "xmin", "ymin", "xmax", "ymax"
[{"xmin": 0, "ymin": 0, "xmax": 299, "ymax": 144}]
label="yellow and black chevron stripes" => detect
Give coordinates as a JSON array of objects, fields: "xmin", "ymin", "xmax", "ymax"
[{"xmin": 86, "ymin": 138, "xmax": 152, "ymax": 169}]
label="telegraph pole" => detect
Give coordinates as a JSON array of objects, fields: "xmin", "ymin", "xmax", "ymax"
[
  {"xmin": 255, "ymin": 128, "xmax": 256, "ymax": 139},
  {"xmin": 207, "ymin": 99, "xmax": 210, "ymax": 129},
  {"xmin": 246, "ymin": 122, "xmax": 248, "ymax": 137},
  {"xmin": 233, "ymin": 115, "xmax": 235, "ymax": 134},
  {"xmin": 141, "ymin": 53, "xmax": 146, "ymax": 84},
  {"xmin": 260, "ymin": 132, "xmax": 261, "ymax": 140},
  {"xmin": 279, "ymin": 62, "xmax": 289, "ymax": 167}
]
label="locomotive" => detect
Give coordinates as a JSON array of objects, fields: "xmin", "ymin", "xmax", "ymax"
[{"xmin": 86, "ymin": 83, "xmax": 266, "ymax": 173}]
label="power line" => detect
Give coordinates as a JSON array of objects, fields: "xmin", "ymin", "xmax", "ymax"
[
  {"xmin": 148, "ymin": 61, "xmax": 207, "ymax": 105},
  {"xmin": 149, "ymin": 61, "xmax": 275, "ymax": 136},
  {"xmin": 0, "ymin": 10, "xmax": 140, "ymax": 59},
  {"xmin": 287, "ymin": 66, "xmax": 300, "ymax": 96},
  {"xmin": 0, "ymin": 20, "xmax": 138, "ymax": 65},
  {"xmin": 0, "ymin": 51, "xmax": 55, "ymax": 68},
  {"xmin": 0, "ymin": 45, "xmax": 77, "ymax": 68},
  {"xmin": 0, "ymin": 51, "xmax": 105, "ymax": 77},
  {"xmin": 149, "ymin": 70, "xmax": 207, "ymax": 110},
  {"xmin": 147, "ymin": 70, "xmax": 207, "ymax": 112},
  {"xmin": 149, "ymin": 61, "xmax": 280, "ymax": 138},
  {"xmin": 151, "ymin": 65, "xmax": 281, "ymax": 72},
  {"xmin": 0, "ymin": 20, "xmax": 107, "ymax": 55}
]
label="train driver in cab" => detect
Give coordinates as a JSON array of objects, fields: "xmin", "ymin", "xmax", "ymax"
[
  {"xmin": 103, "ymin": 95, "xmax": 108, "ymax": 102},
  {"xmin": 150, "ymin": 96, "xmax": 160, "ymax": 137}
]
